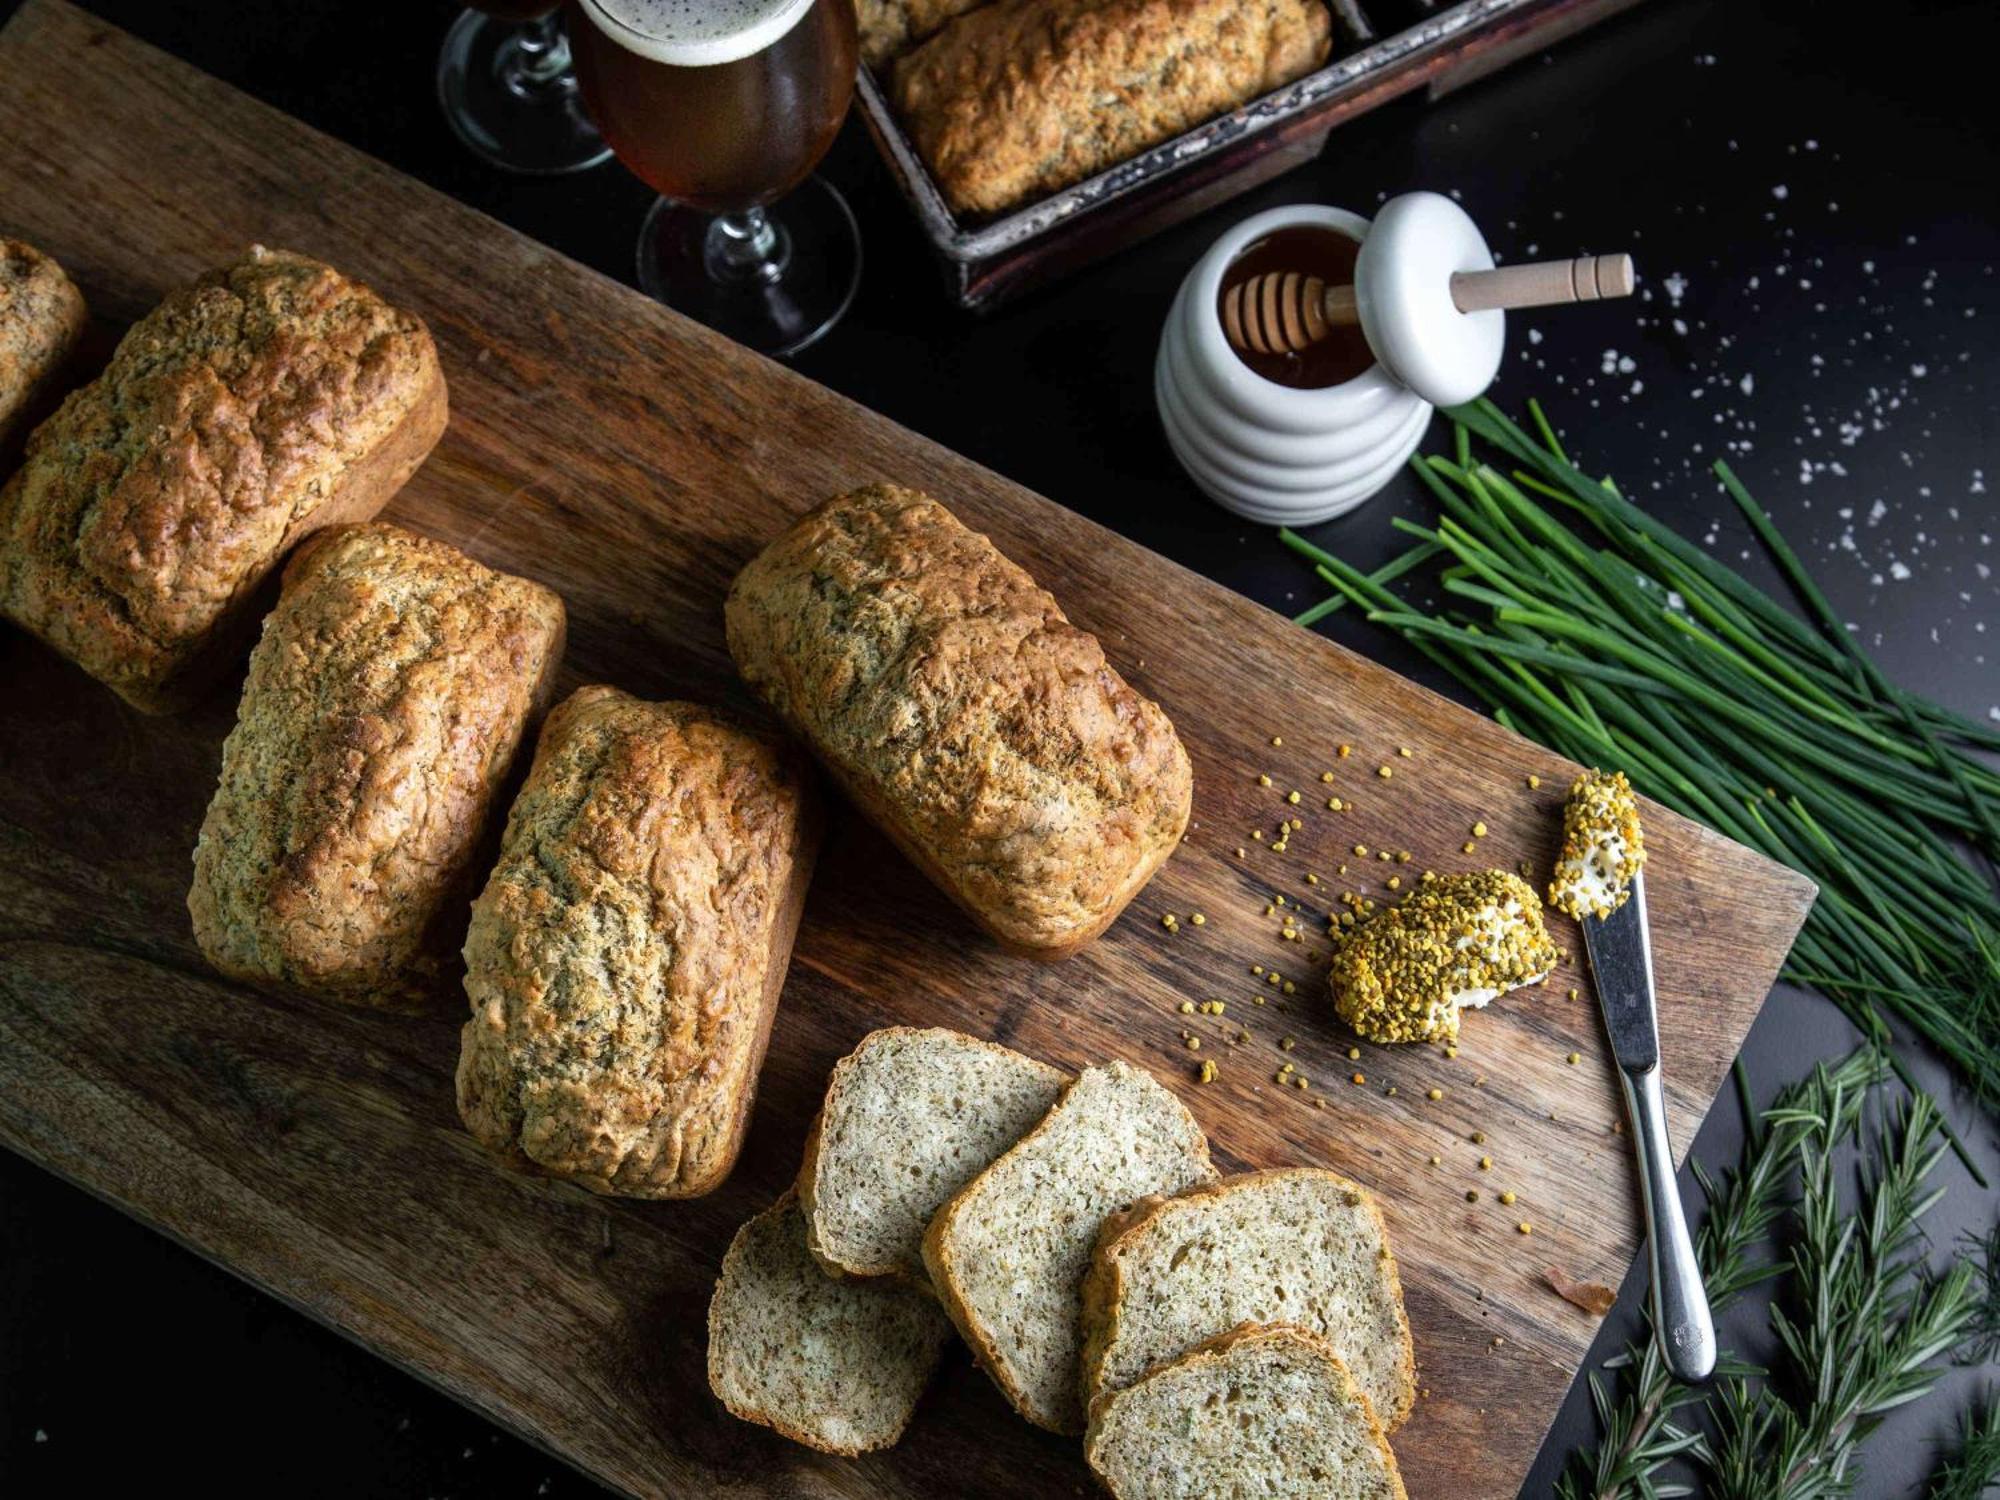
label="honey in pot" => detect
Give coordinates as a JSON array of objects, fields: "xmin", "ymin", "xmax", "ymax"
[{"xmin": 1217, "ymin": 225, "xmax": 1374, "ymax": 389}]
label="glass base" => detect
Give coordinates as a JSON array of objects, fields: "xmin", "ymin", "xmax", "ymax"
[
  {"xmin": 635, "ymin": 178, "xmax": 862, "ymax": 358},
  {"xmin": 437, "ymin": 9, "xmax": 611, "ymax": 177}
]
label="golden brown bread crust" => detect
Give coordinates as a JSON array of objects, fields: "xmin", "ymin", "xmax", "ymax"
[
  {"xmin": 0, "ymin": 246, "xmax": 447, "ymax": 713},
  {"xmin": 855, "ymin": 0, "xmax": 986, "ymax": 65},
  {"xmin": 188, "ymin": 522, "xmax": 565, "ymax": 1009},
  {"xmin": 892, "ymin": 0, "xmax": 1333, "ymax": 217},
  {"xmin": 0, "ymin": 238, "xmax": 87, "ymax": 450},
  {"xmin": 725, "ymin": 484, "xmax": 1191, "ymax": 960},
  {"xmin": 456, "ymin": 685, "xmax": 820, "ymax": 1198}
]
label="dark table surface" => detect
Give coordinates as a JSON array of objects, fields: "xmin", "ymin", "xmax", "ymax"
[{"xmin": 2, "ymin": 0, "xmax": 1995, "ymax": 1494}]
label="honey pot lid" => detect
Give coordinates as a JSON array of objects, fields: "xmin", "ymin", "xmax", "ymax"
[{"xmin": 1355, "ymin": 192, "xmax": 1507, "ymax": 409}]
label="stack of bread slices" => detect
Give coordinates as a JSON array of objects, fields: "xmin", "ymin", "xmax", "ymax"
[{"xmin": 707, "ymin": 1027, "xmax": 1416, "ymax": 1497}]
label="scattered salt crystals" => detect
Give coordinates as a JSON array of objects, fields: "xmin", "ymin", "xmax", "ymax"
[
  {"xmin": 1912, "ymin": 362, "xmax": 1928, "ymax": 378},
  {"xmin": 1672, "ymin": 318, "xmax": 1689, "ymax": 336},
  {"xmin": 1805, "ymin": 138, "xmax": 1819, "ymax": 151},
  {"xmin": 1990, "ymin": 708, "xmax": 2000, "ymax": 725},
  {"xmin": 1739, "ymin": 373, "xmax": 1755, "ymax": 395},
  {"xmin": 1977, "ymin": 470, "xmax": 1990, "ymax": 495},
  {"xmin": 35, "ymin": 1430, "xmax": 48, "ymax": 1444},
  {"xmin": 1662, "ymin": 272, "xmax": 1689, "ymax": 307},
  {"xmin": 1868, "ymin": 499, "xmax": 1888, "ymax": 525},
  {"xmin": 1890, "ymin": 561, "xmax": 1912, "ymax": 581},
  {"xmin": 1772, "ymin": 185, "xmax": 1789, "ymax": 200},
  {"xmin": 1528, "ymin": 328, "xmax": 1543, "ymax": 345}
]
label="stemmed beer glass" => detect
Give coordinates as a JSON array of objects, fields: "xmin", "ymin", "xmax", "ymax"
[
  {"xmin": 567, "ymin": 0, "xmax": 862, "ymax": 356},
  {"xmin": 437, "ymin": 3, "xmax": 612, "ymax": 175}
]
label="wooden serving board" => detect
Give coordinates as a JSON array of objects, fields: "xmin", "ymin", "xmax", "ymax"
[{"xmin": 0, "ymin": 4, "xmax": 1815, "ymax": 1495}]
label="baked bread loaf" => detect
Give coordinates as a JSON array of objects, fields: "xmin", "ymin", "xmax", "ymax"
[
  {"xmin": 0, "ymin": 246, "xmax": 446, "ymax": 712},
  {"xmin": 0, "ymin": 238, "xmax": 87, "ymax": 450},
  {"xmin": 798, "ymin": 1026, "xmax": 1066, "ymax": 1279},
  {"xmin": 855, "ymin": 0, "xmax": 985, "ymax": 64},
  {"xmin": 457, "ymin": 685, "xmax": 819, "ymax": 1199},
  {"xmin": 708, "ymin": 1190, "xmax": 954, "ymax": 1454},
  {"xmin": 891, "ymin": 0, "xmax": 1333, "ymax": 218},
  {"xmin": 725, "ymin": 484, "xmax": 1191, "ymax": 960},
  {"xmin": 1080, "ymin": 1168, "xmax": 1416, "ymax": 1430},
  {"xmin": 188, "ymin": 523, "xmax": 564, "ymax": 1008},
  {"xmin": 921, "ymin": 1060, "xmax": 1215, "ymax": 1432},
  {"xmin": 1082, "ymin": 1324, "xmax": 1409, "ymax": 1500}
]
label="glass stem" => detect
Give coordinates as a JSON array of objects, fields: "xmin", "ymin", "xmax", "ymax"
[
  {"xmin": 501, "ymin": 12, "xmax": 574, "ymax": 97},
  {"xmin": 704, "ymin": 208, "xmax": 790, "ymax": 287}
]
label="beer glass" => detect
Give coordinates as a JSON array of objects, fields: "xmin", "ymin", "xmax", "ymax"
[
  {"xmin": 438, "ymin": 4, "xmax": 612, "ymax": 175},
  {"xmin": 568, "ymin": 0, "xmax": 862, "ymax": 356}
]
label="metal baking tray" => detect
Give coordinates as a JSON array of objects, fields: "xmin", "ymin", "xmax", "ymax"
[{"xmin": 857, "ymin": 0, "xmax": 1643, "ymax": 309}]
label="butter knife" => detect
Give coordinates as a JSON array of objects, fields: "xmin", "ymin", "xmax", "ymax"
[{"xmin": 1579, "ymin": 869, "xmax": 1717, "ymax": 1382}]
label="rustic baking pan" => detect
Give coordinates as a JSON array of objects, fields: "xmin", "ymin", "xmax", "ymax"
[{"xmin": 857, "ymin": 0, "xmax": 1644, "ymax": 309}]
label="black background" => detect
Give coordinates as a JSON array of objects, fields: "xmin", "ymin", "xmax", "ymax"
[{"xmin": 1, "ymin": 0, "xmax": 1996, "ymax": 1494}]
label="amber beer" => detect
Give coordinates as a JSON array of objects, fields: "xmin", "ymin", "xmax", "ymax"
[{"xmin": 568, "ymin": 0, "xmax": 857, "ymax": 213}]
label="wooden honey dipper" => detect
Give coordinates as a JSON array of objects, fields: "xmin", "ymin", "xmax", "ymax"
[{"xmin": 1223, "ymin": 252, "xmax": 1636, "ymax": 358}]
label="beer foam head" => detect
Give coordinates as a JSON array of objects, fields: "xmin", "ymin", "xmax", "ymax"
[{"xmin": 580, "ymin": 0, "xmax": 818, "ymax": 67}]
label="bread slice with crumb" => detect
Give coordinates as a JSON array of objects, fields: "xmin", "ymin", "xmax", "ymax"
[
  {"xmin": 921, "ymin": 1060, "xmax": 1215, "ymax": 1433},
  {"xmin": 707, "ymin": 1190, "xmax": 953, "ymax": 1455},
  {"xmin": 1080, "ymin": 1168, "xmax": 1415, "ymax": 1430},
  {"xmin": 798, "ymin": 1026, "xmax": 1067, "ymax": 1281},
  {"xmin": 1083, "ymin": 1324, "xmax": 1408, "ymax": 1500}
]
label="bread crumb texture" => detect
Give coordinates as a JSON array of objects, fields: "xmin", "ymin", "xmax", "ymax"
[
  {"xmin": 922, "ymin": 1059, "xmax": 1215, "ymax": 1432},
  {"xmin": 0, "ymin": 237, "xmax": 86, "ymax": 445},
  {"xmin": 188, "ymin": 522, "xmax": 563, "ymax": 1007},
  {"xmin": 1083, "ymin": 1324, "xmax": 1409, "ymax": 1500},
  {"xmin": 457, "ymin": 685, "xmax": 817, "ymax": 1198},
  {"xmin": 0, "ymin": 246, "xmax": 443, "ymax": 708},
  {"xmin": 726, "ymin": 483, "xmax": 1191, "ymax": 956},
  {"xmin": 1080, "ymin": 1167, "xmax": 1416, "ymax": 1431},
  {"xmin": 892, "ymin": 0, "xmax": 1332, "ymax": 217},
  {"xmin": 708, "ymin": 1190, "xmax": 953, "ymax": 1455}
]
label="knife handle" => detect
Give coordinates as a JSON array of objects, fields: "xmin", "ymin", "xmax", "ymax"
[{"xmin": 1619, "ymin": 1062, "xmax": 1717, "ymax": 1382}]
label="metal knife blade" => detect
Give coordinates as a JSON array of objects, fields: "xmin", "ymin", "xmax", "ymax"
[{"xmin": 1580, "ymin": 868, "xmax": 1660, "ymax": 1072}]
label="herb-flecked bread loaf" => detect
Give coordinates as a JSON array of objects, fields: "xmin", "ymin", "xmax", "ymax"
[
  {"xmin": 854, "ymin": 0, "xmax": 985, "ymax": 64},
  {"xmin": 1082, "ymin": 1324, "xmax": 1409, "ymax": 1500},
  {"xmin": 457, "ymin": 685, "xmax": 819, "ymax": 1199},
  {"xmin": 921, "ymin": 1060, "xmax": 1215, "ymax": 1432},
  {"xmin": 798, "ymin": 1026, "xmax": 1066, "ymax": 1279},
  {"xmin": 1080, "ymin": 1168, "xmax": 1416, "ymax": 1430},
  {"xmin": 709, "ymin": 1190, "xmax": 954, "ymax": 1454},
  {"xmin": 188, "ymin": 522, "xmax": 564, "ymax": 1008},
  {"xmin": 891, "ymin": 0, "xmax": 1332, "ymax": 218},
  {"xmin": 0, "ymin": 246, "xmax": 446, "ymax": 712},
  {"xmin": 725, "ymin": 484, "xmax": 1192, "ymax": 960},
  {"xmin": 0, "ymin": 237, "xmax": 87, "ymax": 450}
]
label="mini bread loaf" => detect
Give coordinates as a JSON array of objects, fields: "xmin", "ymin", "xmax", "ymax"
[
  {"xmin": 0, "ymin": 246, "xmax": 446, "ymax": 712},
  {"xmin": 854, "ymin": 0, "xmax": 984, "ymax": 64},
  {"xmin": 798, "ymin": 1026, "xmax": 1066, "ymax": 1278},
  {"xmin": 892, "ymin": 0, "xmax": 1333, "ymax": 218},
  {"xmin": 725, "ymin": 484, "xmax": 1192, "ymax": 960},
  {"xmin": 922, "ymin": 1060, "xmax": 1216, "ymax": 1432},
  {"xmin": 0, "ymin": 238, "xmax": 87, "ymax": 450},
  {"xmin": 188, "ymin": 523, "xmax": 564, "ymax": 1008},
  {"xmin": 1082, "ymin": 1325, "xmax": 1409, "ymax": 1500},
  {"xmin": 709, "ymin": 1190, "xmax": 954, "ymax": 1454},
  {"xmin": 457, "ymin": 685, "xmax": 819, "ymax": 1199}
]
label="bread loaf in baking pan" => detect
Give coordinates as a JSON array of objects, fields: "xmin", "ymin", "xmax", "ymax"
[
  {"xmin": 725, "ymin": 483, "xmax": 1191, "ymax": 960},
  {"xmin": 457, "ymin": 685, "xmax": 819, "ymax": 1198},
  {"xmin": 854, "ymin": 0, "xmax": 985, "ymax": 64},
  {"xmin": 0, "ymin": 237, "xmax": 87, "ymax": 451},
  {"xmin": 891, "ymin": 0, "xmax": 1333, "ymax": 218},
  {"xmin": 0, "ymin": 246, "xmax": 446, "ymax": 712},
  {"xmin": 188, "ymin": 522, "xmax": 564, "ymax": 1008}
]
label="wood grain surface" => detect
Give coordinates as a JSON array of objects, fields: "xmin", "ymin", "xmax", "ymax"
[{"xmin": 0, "ymin": 4, "xmax": 1815, "ymax": 1496}]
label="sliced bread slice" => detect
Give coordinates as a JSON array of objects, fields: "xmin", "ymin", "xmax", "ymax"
[
  {"xmin": 799, "ymin": 1026, "xmax": 1067, "ymax": 1280},
  {"xmin": 1083, "ymin": 1324, "xmax": 1409, "ymax": 1500},
  {"xmin": 1079, "ymin": 1167, "xmax": 1415, "ymax": 1430},
  {"xmin": 707, "ymin": 1189, "xmax": 953, "ymax": 1454},
  {"xmin": 921, "ymin": 1059, "xmax": 1216, "ymax": 1433}
]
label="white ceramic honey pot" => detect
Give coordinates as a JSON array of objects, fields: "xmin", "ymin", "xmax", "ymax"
[{"xmin": 1157, "ymin": 192, "xmax": 1631, "ymax": 526}]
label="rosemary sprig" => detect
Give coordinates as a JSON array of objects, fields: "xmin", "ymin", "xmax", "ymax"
[
  {"xmin": 1929, "ymin": 1399, "xmax": 2000, "ymax": 1500},
  {"xmin": 1555, "ymin": 1050, "xmax": 1888, "ymax": 1500},
  {"xmin": 1958, "ymin": 1220, "xmax": 2000, "ymax": 1367},
  {"xmin": 1704, "ymin": 1090, "xmax": 1982, "ymax": 1498},
  {"xmin": 1281, "ymin": 400, "xmax": 2000, "ymax": 1114}
]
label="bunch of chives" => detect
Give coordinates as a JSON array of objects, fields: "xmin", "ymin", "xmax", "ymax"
[{"xmin": 1282, "ymin": 398, "xmax": 2000, "ymax": 1110}]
